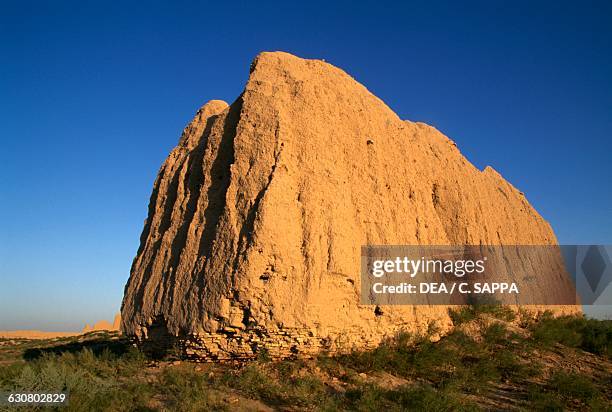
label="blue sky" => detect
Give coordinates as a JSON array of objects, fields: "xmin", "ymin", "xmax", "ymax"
[{"xmin": 1, "ymin": 1, "xmax": 611, "ymax": 330}]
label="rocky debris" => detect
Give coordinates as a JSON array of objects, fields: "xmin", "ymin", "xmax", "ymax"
[{"xmin": 121, "ymin": 51, "xmax": 578, "ymax": 360}]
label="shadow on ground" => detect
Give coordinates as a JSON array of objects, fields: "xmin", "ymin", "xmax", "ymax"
[{"xmin": 22, "ymin": 332, "xmax": 133, "ymax": 360}]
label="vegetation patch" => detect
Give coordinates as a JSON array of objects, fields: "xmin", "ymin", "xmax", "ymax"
[
  {"xmin": 528, "ymin": 311, "xmax": 612, "ymax": 357},
  {"xmin": 0, "ymin": 312, "xmax": 610, "ymax": 411}
]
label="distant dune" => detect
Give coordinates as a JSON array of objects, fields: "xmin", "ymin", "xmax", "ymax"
[
  {"xmin": 0, "ymin": 313, "xmax": 121, "ymax": 339},
  {"xmin": 82, "ymin": 313, "xmax": 121, "ymax": 333}
]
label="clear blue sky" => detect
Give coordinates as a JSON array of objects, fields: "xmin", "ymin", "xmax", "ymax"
[{"xmin": 1, "ymin": 1, "xmax": 611, "ymax": 330}]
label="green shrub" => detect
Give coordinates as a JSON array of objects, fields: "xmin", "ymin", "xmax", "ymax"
[
  {"xmin": 530, "ymin": 313, "xmax": 612, "ymax": 357},
  {"xmin": 579, "ymin": 318, "xmax": 612, "ymax": 357},
  {"xmin": 221, "ymin": 364, "xmax": 282, "ymax": 402},
  {"xmin": 548, "ymin": 372, "xmax": 600, "ymax": 403},
  {"xmin": 334, "ymin": 327, "xmax": 458, "ymax": 382},
  {"xmin": 0, "ymin": 363, "xmax": 26, "ymax": 388},
  {"xmin": 388, "ymin": 384, "xmax": 478, "ymax": 411},
  {"xmin": 491, "ymin": 350, "xmax": 537, "ymax": 380},
  {"xmin": 449, "ymin": 305, "xmax": 516, "ymax": 326},
  {"xmin": 288, "ymin": 375, "xmax": 336, "ymax": 408},
  {"xmin": 345, "ymin": 383, "xmax": 477, "ymax": 411},
  {"xmin": 481, "ymin": 322, "xmax": 509, "ymax": 346},
  {"xmin": 526, "ymin": 385, "xmax": 564, "ymax": 412},
  {"xmin": 344, "ymin": 384, "xmax": 388, "ymax": 411},
  {"xmin": 158, "ymin": 365, "xmax": 219, "ymax": 411},
  {"xmin": 448, "ymin": 306, "xmax": 478, "ymax": 325}
]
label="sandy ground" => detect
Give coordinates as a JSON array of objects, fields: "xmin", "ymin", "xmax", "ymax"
[
  {"xmin": 0, "ymin": 313, "xmax": 121, "ymax": 339},
  {"xmin": 0, "ymin": 330, "xmax": 81, "ymax": 339}
]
